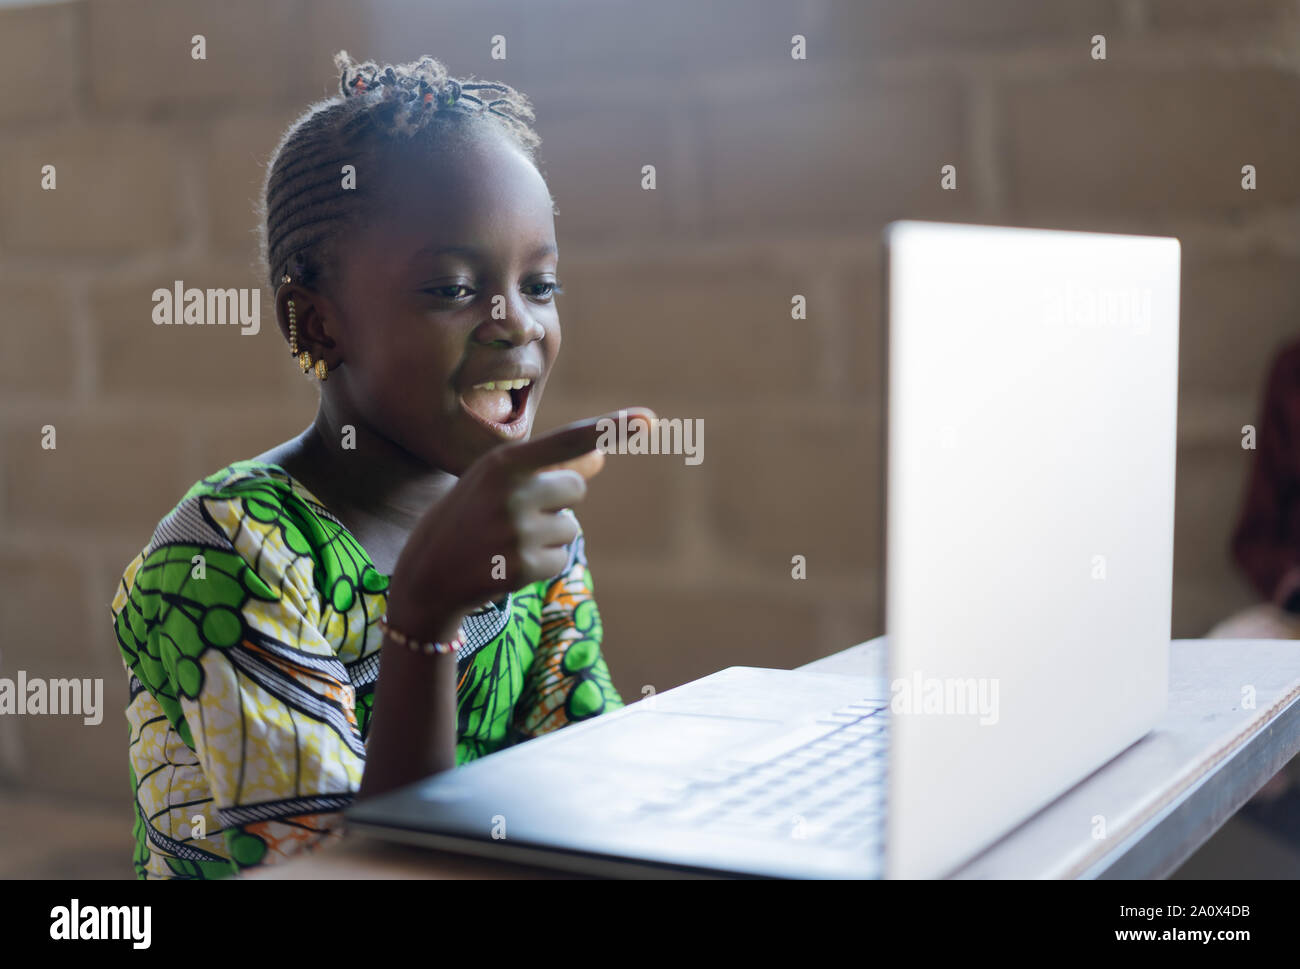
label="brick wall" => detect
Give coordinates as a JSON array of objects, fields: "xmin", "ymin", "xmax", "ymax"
[{"xmin": 2, "ymin": 0, "xmax": 1299, "ymax": 812}]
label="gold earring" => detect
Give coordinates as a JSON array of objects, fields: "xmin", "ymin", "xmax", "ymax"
[
  {"xmin": 299, "ymin": 350, "xmax": 312, "ymax": 373},
  {"xmin": 287, "ymin": 303, "xmax": 299, "ymax": 356},
  {"xmin": 315, "ymin": 358, "xmax": 328, "ymax": 381},
  {"xmin": 282, "ymin": 274, "xmax": 301, "ymax": 357}
]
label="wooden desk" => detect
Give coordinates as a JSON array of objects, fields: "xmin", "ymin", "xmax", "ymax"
[
  {"xmin": 248, "ymin": 831, "xmax": 590, "ymax": 879},
  {"xmin": 249, "ymin": 639, "xmax": 1300, "ymax": 879}
]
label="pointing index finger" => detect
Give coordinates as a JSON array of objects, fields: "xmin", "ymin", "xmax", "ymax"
[{"xmin": 502, "ymin": 408, "xmax": 656, "ymax": 475}]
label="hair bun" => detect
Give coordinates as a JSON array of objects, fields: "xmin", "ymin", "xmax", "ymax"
[{"xmin": 334, "ymin": 49, "xmax": 451, "ymax": 101}]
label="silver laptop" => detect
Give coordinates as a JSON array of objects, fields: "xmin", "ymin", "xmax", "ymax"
[{"xmin": 346, "ymin": 221, "xmax": 1181, "ymax": 879}]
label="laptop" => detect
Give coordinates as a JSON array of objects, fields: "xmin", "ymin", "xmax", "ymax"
[{"xmin": 345, "ymin": 221, "xmax": 1181, "ymax": 879}]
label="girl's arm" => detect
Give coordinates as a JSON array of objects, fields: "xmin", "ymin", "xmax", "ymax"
[
  {"xmin": 356, "ymin": 607, "xmax": 464, "ymax": 801},
  {"xmin": 357, "ymin": 414, "xmax": 623, "ymax": 799}
]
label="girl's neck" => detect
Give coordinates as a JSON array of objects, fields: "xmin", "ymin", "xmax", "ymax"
[{"xmin": 270, "ymin": 407, "xmax": 457, "ymax": 534}]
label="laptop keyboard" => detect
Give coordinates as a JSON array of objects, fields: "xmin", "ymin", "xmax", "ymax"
[{"xmin": 616, "ymin": 698, "xmax": 889, "ymax": 852}]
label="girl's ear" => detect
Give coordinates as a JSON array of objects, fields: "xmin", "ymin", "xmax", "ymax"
[{"xmin": 275, "ymin": 283, "xmax": 340, "ymax": 364}]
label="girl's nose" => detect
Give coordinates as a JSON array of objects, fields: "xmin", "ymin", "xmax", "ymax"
[{"xmin": 471, "ymin": 297, "xmax": 545, "ymax": 347}]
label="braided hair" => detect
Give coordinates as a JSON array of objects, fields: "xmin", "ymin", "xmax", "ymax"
[{"xmin": 259, "ymin": 51, "xmax": 542, "ymax": 290}]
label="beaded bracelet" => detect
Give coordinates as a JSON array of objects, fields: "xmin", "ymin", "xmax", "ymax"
[{"xmin": 378, "ymin": 615, "xmax": 465, "ymax": 656}]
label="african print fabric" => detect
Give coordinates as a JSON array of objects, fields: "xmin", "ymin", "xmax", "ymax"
[{"xmin": 111, "ymin": 460, "xmax": 623, "ymax": 879}]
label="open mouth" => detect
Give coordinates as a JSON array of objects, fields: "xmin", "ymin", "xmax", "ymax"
[{"xmin": 459, "ymin": 378, "xmax": 533, "ymax": 438}]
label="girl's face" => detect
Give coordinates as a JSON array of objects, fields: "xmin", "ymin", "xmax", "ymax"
[{"xmin": 320, "ymin": 131, "xmax": 562, "ymax": 475}]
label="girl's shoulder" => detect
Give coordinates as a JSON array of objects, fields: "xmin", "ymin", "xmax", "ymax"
[
  {"xmin": 179, "ymin": 459, "xmax": 329, "ymax": 513},
  {"xmin": 147, "ymin": 459, "xmax": 338, "ymax": 549},
  {"xmin": 114, "ymin": 460, "xmax": 351, "ymax": 609}
]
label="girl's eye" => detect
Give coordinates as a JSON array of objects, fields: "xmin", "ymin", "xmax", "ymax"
[
  {"xmin": 425, "ymin": 284, "xmax": 473, "ymax": 300},
  {"xmin": 526, "ymin": 280, "xmax": 564, "ymax": 301}
]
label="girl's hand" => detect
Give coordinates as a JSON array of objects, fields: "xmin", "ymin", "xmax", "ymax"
[{"xmin": 385, "ymin": 408, "xmax": 655, "ymax": 643}]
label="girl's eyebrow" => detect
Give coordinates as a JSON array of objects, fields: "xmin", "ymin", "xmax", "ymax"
[{"xmin": 409, "ymin": 242, "xmax": 557, "ymax": 266}]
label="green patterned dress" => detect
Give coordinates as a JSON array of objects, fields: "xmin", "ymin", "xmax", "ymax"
[{"xmin": 111, "ymin": 460, "xmax": 623, "ymax": 879}]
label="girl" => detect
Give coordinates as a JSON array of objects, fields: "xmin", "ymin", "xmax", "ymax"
[{"xmin": 110, "ymin": 51, "xmax": 650, "ymax": 879}]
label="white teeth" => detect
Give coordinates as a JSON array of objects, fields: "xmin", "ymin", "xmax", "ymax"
[{"xmin": 472, "ymin": 378, "xmax": 532, "ymax": 391}]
